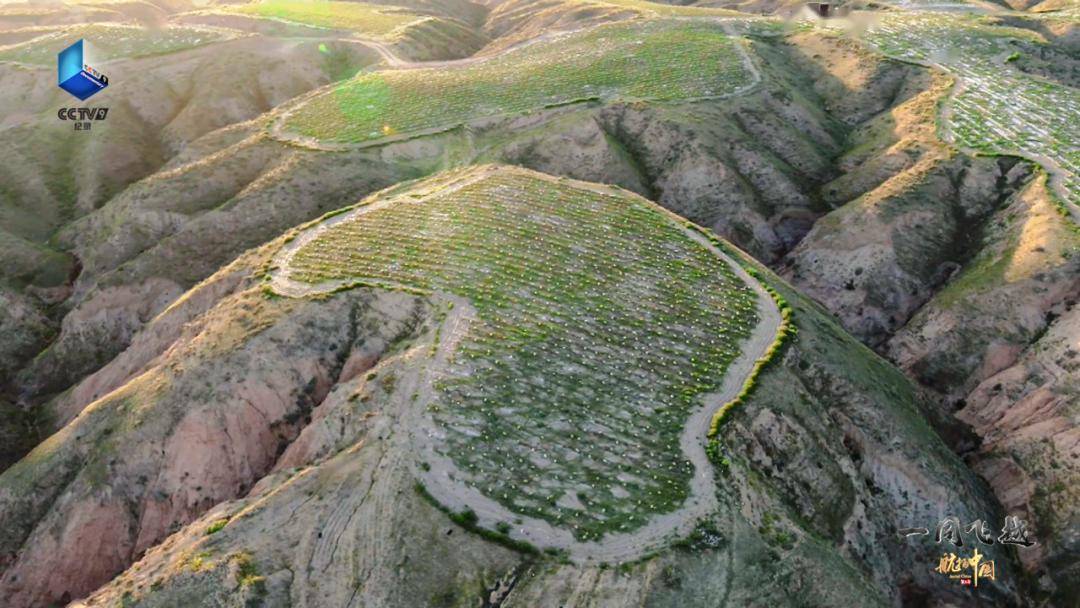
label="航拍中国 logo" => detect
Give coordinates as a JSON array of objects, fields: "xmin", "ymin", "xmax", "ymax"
[
  {"xmin": 58, "ymin": 39, "xmax": 108, "ymax": 100},
  {"xmin": 899, "ymin": 514, "xmax": 1037, "ymax": 590}
]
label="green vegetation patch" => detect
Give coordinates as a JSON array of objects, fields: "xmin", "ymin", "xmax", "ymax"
[
  {"xmin": 599, "ymin": 0, "xmax": 741, "ymax": 16},
  {"xmin": 227, "ymin": 0, "xmax": 423, "ymax": 36},
  {"xmin": 205, "ymin": 518, "xmax": 229, "ymax": 535},
  {"xmin": 284, "ymin": 19, "xmax": 753, "ymax": 144},
  {"xmin": 287, "ymin": 167, "xmax": 759, "ymax": 540},
  {"xmin": 0, "ymin": 24, "xmax": 233, "ymax": 64}
]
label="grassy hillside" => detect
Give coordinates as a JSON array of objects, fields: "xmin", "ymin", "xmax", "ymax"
[
  {"xmin": 598, "ymin": 0, "xmax": 744, "ymax": 16},
  {"xmin": 224, "ymin": 0, "xmax": 426, "ymax": 37},
  {"xmin": 0, "ymin": 23, "xmax": 235, "ymax": 64},
  {"xmin": 0, "ymin": 1, "xmax": 1070, "ymax": 603},
  {"xmin": 282, "ymin": 166, "xmax": 760, "ymax": 540},
  {"xmin": 15, "ymin": 26, "xmax": 936, "ymax": 412},
  {"xmin": 283, "ymin": 19, "xmax": 754, "ymax": 144},
  {"xmin": 22, "ymin": 168, "xmax": 1018, "ymax": 608}
]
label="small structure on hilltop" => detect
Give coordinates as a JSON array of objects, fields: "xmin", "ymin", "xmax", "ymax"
[{"xmin": 805, "ymin": 1, "xmax": 852, "ymax": 18}]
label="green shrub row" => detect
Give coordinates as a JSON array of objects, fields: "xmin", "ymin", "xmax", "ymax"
[
  {"xmin": 205, "ymin": 518, "xmax": 230, "ymax": 535},
  {"xmin": 706, "ymin": 275, "xmax": 793, "ymax": 438},
  {"xmin": 673, "ymin": 220, "xmax": 796, "ymax": 438}
]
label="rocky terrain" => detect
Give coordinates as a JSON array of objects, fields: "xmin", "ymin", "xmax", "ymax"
[{"xmin": 0, "ymin": 0, "xmax": 1076, "ymax": 606}]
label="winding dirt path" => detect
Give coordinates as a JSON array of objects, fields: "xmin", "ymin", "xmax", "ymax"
[{"xmin": 268, "ymin": 170, "xmax": 782, "ymax": 563}]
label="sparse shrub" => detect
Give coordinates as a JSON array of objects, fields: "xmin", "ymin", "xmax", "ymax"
[
  {"xmin": 206, "ymin": 518, "xmax": 229, "ymax": 535},
  {"xmin": 380, "ymin": 372, "xmax": 397, "ymax": 394}
]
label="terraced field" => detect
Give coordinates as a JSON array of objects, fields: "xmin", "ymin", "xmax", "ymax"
[
  {"xmin": 275, "ymin": 166, "xmax": 761, "ymax": 542},
  {"xmin": 886, "ymin": 0, "xmax": 972, "ymax": 7},
  {"xmin": 0, "ymin": 23, "xmax": 234, "ymax": 64},
  {"xmin": 598, "ymin": 0, "xmax": 741, "ymax": 17},
  {"xmin": 280, "ymin": 19, "xmax": 756, "ymax": 145},
  {"xmin": 222, "ymin": 0, "xmax": 426, "ymax": 37},
  {"xmin": 863, "ymin": 12, "xmax": 1080, "ymax": 215}
]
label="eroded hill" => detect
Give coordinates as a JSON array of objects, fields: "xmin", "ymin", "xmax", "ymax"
[
  {"xmin": 1, "ymin": 166, "xmax": 1018, "ymax": 608},
  {"xmin": 1, "ymin": 0, "xmax": 1077, "ymax": 606}
]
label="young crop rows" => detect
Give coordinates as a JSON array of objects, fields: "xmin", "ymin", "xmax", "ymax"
[
  {"xmin": 865, "ymin": 12, "xmax": 1080, "ymax": 209},
  {"xmin": 287, "ymin": 170, "xmax": 759, "ymax": 540},
  {"xmin": 284, "ymin": 19, "xmax": 754, "ymax": 144},
  {"xmin": 598, "ymin": 0, "xmax": 739, "ymax": 17},
  {"xmin": 0, "ymin": 23, "xmax": 232, "ymax": 64},
  {"xmin": 226, "ymin": 0, "xmax": 423, "ymax": 37}
]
